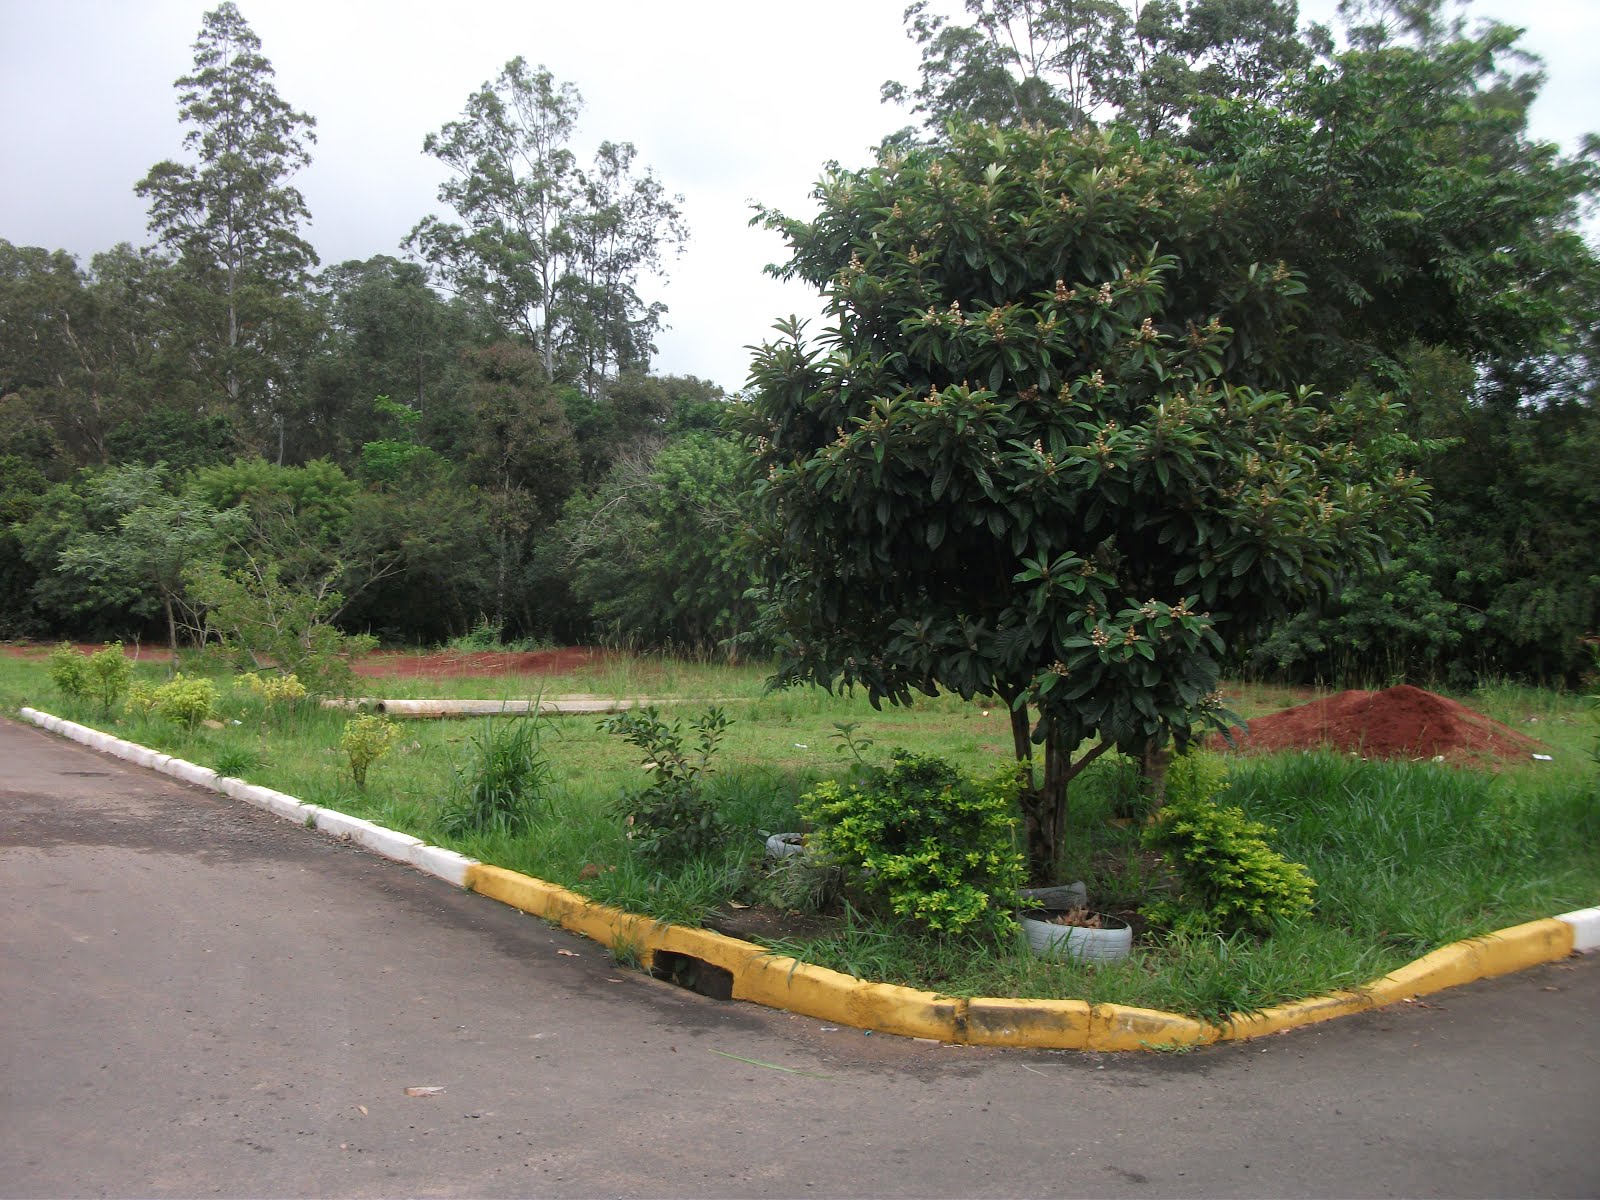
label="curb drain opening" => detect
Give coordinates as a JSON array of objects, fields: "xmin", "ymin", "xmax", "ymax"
[{"xmin": 651, "ymin": 951, "xmax": 734, "ymax": 1001}]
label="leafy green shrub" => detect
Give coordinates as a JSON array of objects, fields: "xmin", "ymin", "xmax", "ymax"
[
  {"xmin": 48, "ymin": 642, "xmax": 131, "ymax": 712},
  {"xmin": 1143, "ymin": 753, "xmax": 1315, "ymax": 933},
  {"xmin": 439, "ymin": 715, "xmax": 549, "ymax": 836},
  {"xmin": 188, "ymin": 559, "xmax": 376, "ymax": 696},
  {"xmin": 48, "ymin": 642, "xmax": 91, "ymax": 702},
  {"xmin": 340, "ymin": 714, "xmax": 400, "ymax": 789},
  {"xmin": 150, "ymin": 674, "xmax": 219, "ymax": 731},
  {"xmin": 86, "ymin": 643, "xmax": 132, "ymax": 712},
  {"xmin": 236, "ymin": 670, "xmax": 309, "ymax": 706},
  {"xmin": 798, "ymin": 751, "xmax": 1026, "ymax": 939},
  {"xmin": 601, "ymin": 705, "xmax": 729, "ymax": 860},
  {"xmin": 124, "ymin": 680, "xmax": 159, "ymax": 718}
]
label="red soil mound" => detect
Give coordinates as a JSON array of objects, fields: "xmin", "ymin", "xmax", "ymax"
[
  {"xmin": 351, "ymin": 647, "xmax": 609, "ymax": 679},
  {"xmin": 1220, "ymin": 684, "xmax": 1544, "ymax": 764}
]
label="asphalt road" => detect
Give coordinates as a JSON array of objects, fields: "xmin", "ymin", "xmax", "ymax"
[{"xmin": 3, "ymin": 716, "xmax": 1597, "ymax": 1199}]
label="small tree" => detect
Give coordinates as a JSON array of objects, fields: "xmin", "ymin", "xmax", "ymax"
[
  {"xmin": 52, "ymin": 464, "xmax": 243, "ymax": 665},
  {"xmin": 742, "ymin": 123, "xmax": 1428, "ymax": 880},
  {"xmin": 188, "ymin": 556, "xmax": 376, "ymax": 696}
]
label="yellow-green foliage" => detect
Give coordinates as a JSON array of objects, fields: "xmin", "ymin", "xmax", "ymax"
[
  {"xmin": 1144, "ymin": 753, "xmax": 1315, "ymax": 933},
  {"xmin": 124, "ymin": 680, "xmax": 159, "ymax": 717},
  {"xmin": 799, "ymin": 751, "xmax": 1025, "ymax": 938},
  {"xmin": 48, "ymin": 642, "xmax": 90, "ymax": 700},
  {"xmin": 49, "ymin": 642, "xmax": 131, "ymax": 713},
  {"xmin": 149, "ymin": 674, "xmax": 219, "ymax": 731},
  {"xmin": 236, "ymin": 671, "xmax": 309, "ymax": 705},
  {"xmin": 340, "ymin": 713, "xmax": 400, "ymax": 788}
]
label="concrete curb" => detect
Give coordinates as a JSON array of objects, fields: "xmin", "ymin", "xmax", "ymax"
[
  {"xmin": 19, "ymin": 707, "xmax": 478, "ymax": 890},
  {"xmin": 19, "ymin": 706, "xmax": 1598, "ymax": 1051}
]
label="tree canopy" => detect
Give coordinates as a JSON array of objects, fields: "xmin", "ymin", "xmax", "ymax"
[
  {"xmin": 136, "ymin": 0, "xmax": 319, "ymax": 443},
  {"xmin": 407, "ymin": 58, "xmax": 688, "ymax": 397},
  {"xmin": 743, "ymin": 122, "xmax": 1430, "ymax": 877}
]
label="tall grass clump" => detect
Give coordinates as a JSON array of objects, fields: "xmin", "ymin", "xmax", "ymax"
[
  {"xmin": 438, "ymin": 714, "xmax": 551, "ymax": 837},
  {"xmin": 1224, "ymin": 751, "xmax": 1596, "ymax": 954}
]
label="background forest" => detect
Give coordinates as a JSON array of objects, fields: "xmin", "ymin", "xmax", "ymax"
[{"xmin": 2, "ymin": 0, "xmax": 1596, "ymax": 687}]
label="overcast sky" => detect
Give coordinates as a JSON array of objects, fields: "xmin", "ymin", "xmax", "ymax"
[{"xmin": 2, "ymin": 0, "xmax": 1595, "ymax": 394}]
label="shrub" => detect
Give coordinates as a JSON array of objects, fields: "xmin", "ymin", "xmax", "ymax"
[
  {"xmin": 124, "ymin": 680, "xmax": 159, "ymax": 718},
  {"xmin": 48, "ymin": 642, "xmax": 90, "ymax": 702},
  {"xmin": 601, "ymin": 706, "xmax": 729, "ymax": 860},
  {"xmin": 85, "ymin": 643, "xmax": 132, "ymax": 713},
  {"xmin": 798, "ymin": 751, "xmax": 1026, "ymax": 939},
  {"xmin": 150, "ymin": 673, "xmax": 219, "ymax": 731},
  {"xmin": 439, "ymin": 715, "xmax": 549, "ymax": 836},
  {"xmin": 189, "ymin": 559, "xmax": 376, "ymax": 697},
  {"xmin": 340, "ymin": 713, "xmax": 400, "ymax": 789},
  {"xmin": 1142, "ymin": 753, "xmax": 1315, "ymax": 933},
  {"xmin": 236, "ymin": 671, "xmax": 309, "ymax": 706},
  {"xmin": 48, "ymin": 642, "xmax": 131, "ymax": 713}
]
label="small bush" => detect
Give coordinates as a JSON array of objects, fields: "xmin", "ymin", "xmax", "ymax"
[
  {"xmin": 124, "ymin": 680, "xmax": 159, "ymax": 718},
  {"xmin": 150, "ymin": 674, "xmax": 218, "ymax": 731},
  {"xmin": 86, "ymin": 644, "xmax": 132, "ymax": 712},
  {"xmin": 189, "ymin": 559, "xmax": 376, "ymax": 697},
  {"xmin": 340, "ymin": 713, "xmax": 400, "ymax": 789},
  {"xmin": 236, "ymin": 671, "xmax": 309, "ymax": 706},
  {"xmin": 1143, "ymin": 753, "xmax": 1315, "ymax": 933},
  {"xmin": 48, "ymin": 642, "xmax": 91, "ymax": 702},
  {"xmin": 439, "ymin": 715, "xmax": 549, "ymax": 836},
  {"xmin": 798, "ymin": 751, "xmax": 1026, "ymax": 939},
  {"xmin": 602, "ymin": 706, "xmax": 729, "ymax": 860},
  {"xmin": 48, "ymin": 642, "xmax": 130, "ymax": 712}
]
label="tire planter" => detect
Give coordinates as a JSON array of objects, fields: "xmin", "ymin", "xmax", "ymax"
[
  {"xmin": 1019, "ymin": 910, "xmax": 1133, "ymax": 962},
  {"xmin": 765, "ymin": 832, "xmax": 807, "ymax": 860}
]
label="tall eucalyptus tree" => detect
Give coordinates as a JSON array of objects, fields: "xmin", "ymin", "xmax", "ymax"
[
  {"xmin": 137, "ymin": 2, "xmax": 319, "ymax": 457},
  {"xmin": 408, "ymin": 58, "xmax": 687, "ymax": 397}
]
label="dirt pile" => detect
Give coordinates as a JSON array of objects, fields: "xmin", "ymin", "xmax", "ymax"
[{"xmin": 1221, "ymin": 684, "xmax": 1544, "ymax": 764}]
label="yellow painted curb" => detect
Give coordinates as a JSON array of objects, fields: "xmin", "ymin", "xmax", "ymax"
[
  {"xmin": 465, "ymin": 860, "xmax": 1584, "ymax": 1052},
  {"xmin": 1089, "ymin": 1002, "xmax": 1223, "ymax": 1052},
  {"xmin": 1363, "ymin": 918, "xmax": 1575, "ymax": 1008}
]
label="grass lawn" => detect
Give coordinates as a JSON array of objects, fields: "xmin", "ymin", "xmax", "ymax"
[{"xmin": 4, "ymin": 647, "xmax": 1596, "ymax": 1020}]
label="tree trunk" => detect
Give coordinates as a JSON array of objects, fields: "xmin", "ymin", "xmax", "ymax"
[
  {"xmin": 1014, "ymin": 708, "xmax": 1113, "ymax": 884},
  {"xmin": 163, "ymin": 593, "xmax": 181, "ymax": 670},
  {"xmin": 1139, "ymin": 739, "xmax": 1174, "ymax": 811}
]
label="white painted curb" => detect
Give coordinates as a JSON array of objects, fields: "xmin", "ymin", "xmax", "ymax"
[
  {"xmin": 354, "ymin": 824, "xmax": 425, "ymax": 864},
  {"xmin": 1556, "ymin": 907, "xmax": 1600, "ymax": 953},
  {"xmin": 21, "ymin": 707, "xmax": 477, "ymax": 888},
  {"xmin": 166, "ymin": 760, "xmax": 220, "ymax": 788},
  {"xmin": 410, "ymin": 844, "xmax": 476, "ymax": 887},
  {"xmin": 309, "ymin": 807, "xmax": 380, "ymax": 843}
]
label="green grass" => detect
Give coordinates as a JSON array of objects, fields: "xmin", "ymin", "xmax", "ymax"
[{"xmin": 4, "ymin": 647, "xmax": 1595, "ymax": 1020}]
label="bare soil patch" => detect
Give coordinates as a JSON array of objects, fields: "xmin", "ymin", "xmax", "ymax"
[
  {"xmin": 4, "ymin": 642, "xmax": 612, "ymax": 681},
  {"xmin": 1217, "ymin": 683, "xmax": 1544, "ymax": 765},
  {"xmin": 349, "ymin": 648, "xmax": 610, "ymax": 679}
]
